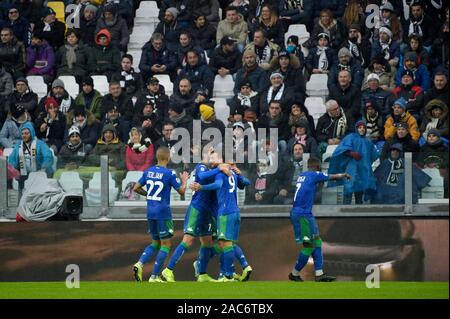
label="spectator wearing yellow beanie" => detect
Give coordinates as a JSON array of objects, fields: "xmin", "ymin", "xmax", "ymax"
[{"xmin": 199, "ymin": 104, "xmax": 215, "ymax": 122}]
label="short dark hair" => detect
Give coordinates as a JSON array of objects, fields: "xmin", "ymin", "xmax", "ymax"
[
  {"xmin": 225, "ymin": 6, "xmax": 238, "ymax": 14},
  {"xmin": 163, "ymin": 121, "xmax": 175, "ymax": 129},
  {"xmin": 122, "ymin": 53, "xmax": 133, "ymax": 64},
  {"xmin": 109, "ymin": 80, "xmax": 121, "ymax": 87},
  {"xmin": 307, "ymin": 157, "xmax": 321, "ymax": 169},
  {"xmin": 65, "ymin": 28, "xmax": 79, "ymax": 39}
]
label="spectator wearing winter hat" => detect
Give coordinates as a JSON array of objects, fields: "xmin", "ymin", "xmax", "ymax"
[
  {"xmin": 418, "ymin": 128, "xmax": 449, "ymax": 169},
  {"xmin": 79, "ymin": 4, "xmax": 99, "ymax": 47},
  {"xmin": 259, "ymin": 71, "xmax": 297, "ymax": 115},
  {"xmin": 154, "ymin": 8, "xmax": 182, "ymax": 54},
  {"xmin": 384, "ymin": 97, "xmax": 420, "ymax": 142},
  {"xmin": 168, "ymin": 101, "xmax": 194, "ymax": 137},
  {"xmin": 101, "ymin": 103, "xmax": 131, "ymax": 144},
  {"xmin": 95, "ymin": 2, "xmax": 129, "ymax": 52},
  {"xmin": 270, "ymin": 50, "xmax": 306, "ymax": 96},
  {"xmin": 132, "ymin": 98, "xmax": 163, "ymax": 143},
  {"xmin": 158, "ymin": 2, "xmax": 191, "ymax": 28},
  {"xmin": 420, "ymin": 99, "xmax": 449, "ymax": 141},
  {"xmin": 91, "ymin": 28, "xmax": 121, "ymax": 81},
  {"xmin": 65, "ymin": 104, "xmax": 100, "ymax": 154},
  {"xmin": 328, "ymin": 46, "xmax": 364, "ymax": 89},
  {"xmin": 36, "ymin": 78, "xmax": 76, "ymax": 116},
  {"xmin": 386, "ymin": 68, "xmax": 425, "ymax": 120},
  {"xmin": 26, "ymin": 31, "xmax": 55, "ymax": 85},
  {"xmin": 0, "ymin": 104, "xmax": 31, "ymax": 149},
  {"xmin": 380, "ymin": 122, "xmax": 420, "ymax": 161},
  {"xmin": 377, "ymin": 1, "xmax": 403, "ymax": 42},
  {"xmin": 342, "ymin": 23, "xmax": 371, "ymax": 68},
  {"xmin": 135, "ymin": 76, "xmax": 170, "ymax": 121},
  {"xmin": 58, "ymin": 126, "xmax": 88, "ymax": 169},
  {"xmin": 199, "ymin": 103, "xmax": 225, "ymax": 138},
  {"xmin": 304, "ymin": 8, "xmax": 345, "ymax": 50},
  {"xmin": 0, "ymin": 27, "xmax": 26, "ymax": 80},
  {"xmin": 328, "ymin": 120, "xmax": 379, "ymax": 204},
  {"xmin": 0, "ymin": 4, "xmax": 31, "ymax": 45},
  {"xmin": 90, "ymin": 123, "xmax": 126, "ymax": 170},
  {"xmin": 305, "ymin": 32, "xmax": 337, "ymax": 77},
  {"xmin": 285, "ymin": 35, "xmax": 305, "ymax": 68},
  {"xmin": 34, "ymin": 96, "xmax": 66, "ymax": 153},
  {"xmin": 125, "ymin": 127, "xmax": 155, "ymax": 171},
  {"xmin": 55, "ymin": 29, "xmax": 94, "ymax": 85},
  {"xmin": 395, "ymin": 51, "xmax": 431, "ymax": 91},
  {"xmin": 370, "ymin": 26, "xmax": 400, "ymax": 68},
  {"xmin": 6, "ymin": 77, "xmax": 39, "ymax": 122},
  {"xmin": 360, "ymin": 73, "xmax": 391, "ymax": 118},
  {"xmin": 228, "ymin": 81, "xmax": 259, "ymax": 120},
  {"xmin": 100, "ymin": 81, "xmax": 134, "ymax": 122},
  {"xmin": 33, "ymin": 6, "xmax": 66, "ymax": 50},
  {"xmin": 209, "ymin": 36, "xmax": 242, "ymax": 78},
  {"xmin": 362, "ymin": 53, "xmax": 396, "ymax": 92},
  {"xmin": 361, "ymin": 100, "xmax": 384, "ymax": 146},
  {"xmin": 74, "ymin": 76, "xmax": 103, "ymax": 120}
]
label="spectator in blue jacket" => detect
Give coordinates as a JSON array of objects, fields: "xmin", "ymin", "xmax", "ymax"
[{"xmin": 395, "ymin": 51, "xmax": 431, "ymax": 91}]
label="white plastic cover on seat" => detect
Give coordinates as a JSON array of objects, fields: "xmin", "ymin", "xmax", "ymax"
[
  {"xmin": 304, "ymin": 97, "xmax": 326, "ymax": 116},
  {"xmin": 58, "ymin": 76, "xmax": 79, "ymax": 99},
  {"xmin": 129, "ymin": 26, "xmax": 154, "ymax": 50},
  {"xmin": 59, "ymin": 171, "xmax": 83, "ymax": 196},
  {"xmin": 213, "ymin": 74, "xmax": 234, "ymax": 98},
  {"xmin": 421, "ymin": 168, "xmax": 444, "ymax": 199},
  {"xmin": 128, "ymin": 50, "xmax": 142, "ymax": 70},
  {"xmin": 135, "ymin": 1, "xmax": 159, "ymax": 27},
  {"xmin": 121, "ymin": 170, "xmax": 145, "ymax": 200},
  {"xmin": 91, "ymin": 75, "xmax": 109, "ymax": 96},
  {"xmin": 24, "ymin": 171, "xmax": 47, "ymax": 190},
  {"xmin": 306, "ymin": 74, "xmax": 329, "ymax": 98},
  {"xmin": 85, "ymin": 172, "xmax": 118, "ymax": 205},
  {"xmin": 154, "ymin": 74, "xmax": 173, "ymax": 96},
  {"xmin": 210, "ymin": 98, "xmax": 229, "ymax": 126},
  {"xmin": 322, "ymin": 144, "xmax": 339, "ymax": 163},
  {"xmin": 26, "ymin": 76, "xmax": 48, "ymax": 99}
]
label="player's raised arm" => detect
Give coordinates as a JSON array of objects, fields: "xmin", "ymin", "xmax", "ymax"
[
  {"xmin": 176, "ymin": 171, "xmax": 190, "ymax": 196},
  {"xmin": 329, "ymin": 173, "xmax": 351, "ymax": 181}
]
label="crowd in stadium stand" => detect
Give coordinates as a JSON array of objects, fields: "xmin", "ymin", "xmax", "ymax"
[{"xmin": 0, "ymin": 0, "xmax": 448, "ymax": 205}]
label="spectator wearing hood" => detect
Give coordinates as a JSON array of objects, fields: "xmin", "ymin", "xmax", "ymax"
[
  {"xmin": 65, "ymin": 104, "xmax": 101, "ymax": 154},
  {"xmin": 74, "ymin": 76, "xmax": 103, "ymax": 120},
  {"xmin": 35, "ymin": 96, "xmax": 66, "ymax": 153},
  {"xmin": 58, "ymin": 125, "xmax": 88, "ymax": 169},
  {"xmin": 384, "ymin": 98, "xmax": 420, "ymax": 142},
  {"xmin": 6, "ymin": 77, "xmax": 38, "ymax": 122},
  {"xmin": 328, "ymin": 121, "xmax": 379, "ymax": 204},
  {"xmin": 55, "ymin": 29, "xmax": 94, "ymax": 84},
  {"xmin": 216, "ymin": 6, "xmax": 248, "ymax": 52},
  {"xmin": 360, "ymin": 73, "xmax": 391, "ymax": 118},
  {"xmin": 139, "ymin": 32, "xmax": 177, "ymax": 83},
  {"xmin": 370, "ymin": 26, "xmax": 400, "ymax": 69},
  {"xmin": 79, "ymin": 4, "xmax": 99, "ymax": 47},
  {"xmin": 36, "ymin": 79, "xmax": 75, "ymax": 116},
  {"xmin": 420, "ymin": 99, "xmax": 449, "ymax": 141},
  {"xmin": 387, "ymin": 69, "xmax": 425, "ymax": 120},
  {"xmin": 188, "ymin": 13, "xmax": 217, "ymax": 53},
  {"xmin": 328, "ymin": 47, "xmax": 364, "ymax": 89},
  {"xmin": 234, "ymin": 49, "xmax": 270, "ymax": 95},
  {"xmin": 395, "ymin": 51, "xmax": 431, "ymax": 90},
  {"xmin": 177, "ymin": 49, "xmax": 214, "ymax": 99},
  {"xmin": 90, "ymin": 123, "xmax": 126, "ymax": 170},
  {"xmin": 0, "ymin": 4, "xmax": 30, "ymax": 45},
  {"xmin": 100, "ymin": 81, "xmax": 133, "ymax": 122},
  {"xmin": 0, "ymin": 26, "xmax": 26, "ymax": 79},
  {"xmin": 26, "ymin": 31, "xmax": 55, "ymax": 84},
  {"xmin": 0, "ymin": 104, "xmax": 31, "ymax": 149},
  {"xmin": 91, "ymin": 28, "xmax": 121, "ymax": 81},
  {"xmin": 209, "ymin": 35, "xmax": 242, "ymax": 77},
  {"xmin": 154, "ymin": 7, "xmax": 182, "ymax": 53},
  {"xmin": 361, "ymin": 100, "xmax": 384, "ymax": 146},
  {"xmin": 8, "ymin": 121, "xmax": 54, "ymax": 182},
  {"xmin": 33, "ymin": 6, "xmax": 66, "ymax": 50},
  {"xmin": 380, "ymin": 122, "xmax": 420, "ymax": 161},
  {"xmin": 270, "ymin": 50, "xmax": 306, "ymax": 96},
  {"xmin": 362, "ymin": 53, "xmax": 396, "ymax": 92},
  {"xmin": 95, "ymin": 2, "xmax": 129, "ymax": 52},
  {"xmin": 418, "ymin": 128, "xmax": 449, "ymax": 170},
  {"xmin": 424, "ymin": 71, "xmax": 449, "ymax": 107},
  {"xmin": 305, "ymin": 32, "xmax": 337, "ymax": 77},
  {"xmin": 119, "ymin": 54, "xmax": 143, "ymax": 99},
  {"xmin": 125, "ymin": 127, "xmax": 155, "ymax": 171}
]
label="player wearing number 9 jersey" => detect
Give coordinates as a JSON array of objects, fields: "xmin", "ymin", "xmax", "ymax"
[
  {"xmin": 289, "ymin": 157, "xmax": 350, "ymax": 283},
  {"xmin": 132, "ymin": 147, "xmax": 189, "ymax": 283}
]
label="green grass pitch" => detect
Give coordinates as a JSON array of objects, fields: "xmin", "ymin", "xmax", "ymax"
[{"xmin": 0, "ymin": 282, "xmax": 447, "ymax": 299}]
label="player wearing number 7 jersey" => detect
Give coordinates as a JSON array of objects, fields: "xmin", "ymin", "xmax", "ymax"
[
  {"xmin": 132, "ymin": 147, "xmax": 189, "ymax": 283},
  {"xmin": 289, "ymin": 157, "xmax": 350, "ymax": 282}
]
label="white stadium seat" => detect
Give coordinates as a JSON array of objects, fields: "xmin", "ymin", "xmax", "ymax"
[
  {"xmin": 85, "ymin": 172, "xmax": 118, "ymax": 206},
  {"xmin": 210, "ymin": 98, "xmax": 230, "ymax": 126},
  {"xmin": 135, "ymin": 1, "xmax": 159, "ymax": 27},
  {"xmin": 154, "ymin": 74, "xmax": 173, "ymax": 96},
  {"xmin": 421, "ymin": 168, "xmax": 444, "ymax": 199},
  {"xmin": 306, "ymin": 74, "xmax": 329, "ymax": 98},
  {"xmin": 91, "ymin": 75, "xmax": 109, "ymax": 96},
  {"xmin": 213, "ymin": 74, "xmax": 234, "ymax": 99},
  {"xmin": 24, "ymin": 171, "xmax": 47, "ymax": 190},
  {"xmin": 26, "ymin": 76, "xmax": 48, "ymax": 99},
  {"xmin": 58, "ymin": 75, "xmax": 79, "ymax": 99},
  {"xmin": 59, "ymin": 171, "xmax": 83, "ymax": 196}
]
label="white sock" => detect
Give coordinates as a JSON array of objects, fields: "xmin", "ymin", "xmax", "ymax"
[
  {"xmin": 150, "ymin": 275, "xmax": 157, "ymax": 279},
  {"xmin": 315, "ymin": 270, "xmax": 324, "ymax": 276},
  {"xmin": 292, "ymin": 268, "xmax": 300, "ymax": 276},
  {"xmin": 137, "ymin": 261, "xmax": 143, "ymax": 267}
]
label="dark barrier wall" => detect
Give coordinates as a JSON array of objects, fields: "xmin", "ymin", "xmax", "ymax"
[{"xmin": 0, "ymin": 218, "xmax": 448, "ymax": 282}]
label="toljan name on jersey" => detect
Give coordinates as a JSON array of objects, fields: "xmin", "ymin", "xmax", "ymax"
[{"xmin": 146, "ymin": 171, "xmax": 164, "ymax": 180}]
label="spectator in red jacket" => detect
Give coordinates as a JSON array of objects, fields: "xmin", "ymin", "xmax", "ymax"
[{"xmin": 125, "ymin": 127, "xmax": 155, "ymax": 171}]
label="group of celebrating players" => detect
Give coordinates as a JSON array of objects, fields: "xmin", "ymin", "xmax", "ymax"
[{"xmin": 132, "ymin": 146, "xmax": 350, "ymax": 283}]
